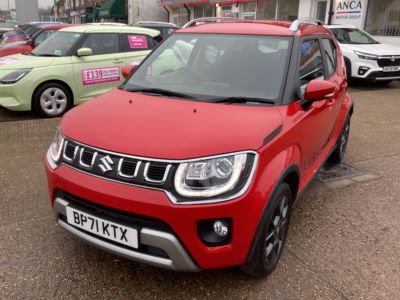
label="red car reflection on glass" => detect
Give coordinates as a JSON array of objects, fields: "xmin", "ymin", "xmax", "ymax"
[{"xmin": 0, "ymin": 24, "xmax": 76, "ymax": 57}]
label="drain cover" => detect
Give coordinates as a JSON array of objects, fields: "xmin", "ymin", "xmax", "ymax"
[{"xmin": 316, "ymin": 163, "xmax": 365, "ymax": 183}]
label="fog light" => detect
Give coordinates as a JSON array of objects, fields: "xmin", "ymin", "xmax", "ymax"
[
  {"xmin": 358, "ymin": 66, "xmax": 369, "ymax": 76},
  {"xmin": 198, "ymin": 218, "xmax": 232, "ymax": 246},
  {"xmin": 213, "ymin": 221, "xmax": 228, "ymax": 237}
]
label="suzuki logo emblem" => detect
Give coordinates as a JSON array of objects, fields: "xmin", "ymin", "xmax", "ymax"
[
  {"xmin": 98, "ymin": 155, "xmax": 114, "ymax": 173},
  {"xmin": 391, "ymin": 56, "xmax": 396, "ymax": 62}
]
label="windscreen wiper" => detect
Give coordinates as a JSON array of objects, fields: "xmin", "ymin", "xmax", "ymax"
[
  {"xmin": 36, "ymin": 54, "xmax": 61, "ymax": 57},
  {"xmin": 127, "ymin": 88, "xmax": 196, "ymax": 99},
  {"xmin": 210, "ymin": 97, "xmax": 275, "ymax": 104}
]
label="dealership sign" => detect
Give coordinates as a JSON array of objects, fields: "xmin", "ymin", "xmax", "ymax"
[{"xmin": 333, "ymin": 0, "xmax": 365, "ymax": 27}]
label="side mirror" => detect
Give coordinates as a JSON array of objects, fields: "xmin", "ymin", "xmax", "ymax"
[
  {"xmin": 122, "ymin": 63, "xmax": 138, "ymax": 79},
  {"xmin": 26, "ymin": 38, "xmax": 33, "ymax": 45},
  {"xmin": 304, "ymin": 80, "xmax": 336, "ymax": 101},
  {"xmin": 76, "ymin": 47, "xmax": 93, "ymax": 57}
]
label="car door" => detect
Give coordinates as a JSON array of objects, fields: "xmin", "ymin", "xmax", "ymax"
[
  {"xmin": 72, "ymin": 32, "xmax": 126, "ymax": 101},
  {"xmin": 296, "ymin": 38, "xmax": 338, "ymax": 170},
  {"xmin": 122, "ymin": 33, "xmax": 155, "ymax": 65}
]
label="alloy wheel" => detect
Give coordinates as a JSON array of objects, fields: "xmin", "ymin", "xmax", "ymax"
[
  {"xmin": 264, "ymin": 195, "xmax": 289, "ymax": 265},
  {"xmin": 340, "ymin": 121, "xmax": 350, "ymax": 158},
  {"xmin": 40, "ymin": 87, "xmax": 68, "ymax": 116}
]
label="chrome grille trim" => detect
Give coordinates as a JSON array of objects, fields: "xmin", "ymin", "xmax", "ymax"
[
  {"xmin": 62, "ymin": 138, "xmax": 172, "ymax": 185},
  {"xmin": 79, "ymin": 148, "xmax": 97, "ymax": 169},
  {"xmin": 143, "ymin": 162, "xmax": 171, "ymax": 184},
  {"xmin": 62, "ymin": 141, "xmax": 78, "ymax": 162},
  {"xmin": 117, "ymin": 159, "xmax": 141, "ymax": 179}
]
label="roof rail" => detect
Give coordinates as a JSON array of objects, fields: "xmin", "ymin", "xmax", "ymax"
[
  {"xmin": 182, "ymin": 17, "xmax": 242, "ymax": 29},
  {"xmin": 136, "ymin": 21, "xmax": 179, "ymax": 27},
  {"xmin": 289, "ymin": 18, "xmax": 323, "ymax": 32}
]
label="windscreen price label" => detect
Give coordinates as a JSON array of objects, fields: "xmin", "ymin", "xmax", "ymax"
[{"xmin": 81, "ymin": 66, "xmax": 121, "ymax": 86}]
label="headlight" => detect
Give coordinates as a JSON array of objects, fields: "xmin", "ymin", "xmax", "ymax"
[
  {"xmin": 0, "ymin": 68, "xmax": 31, "ymax": 84},
  {"xmin": 354, "ymin": 51, "xmax": 378, "ymax": 61},
  {"xmin": 48, "ymin": 128, "xmax": 64, "ymax": 168},
  {"xmin": 173, "ymin": 152, "xmax": 257, "ymax": 202}
]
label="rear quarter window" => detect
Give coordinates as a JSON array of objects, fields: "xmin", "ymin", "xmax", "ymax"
[{"xmin": 124, "ymin": 34, "xmax": 156, "ymax": 52}]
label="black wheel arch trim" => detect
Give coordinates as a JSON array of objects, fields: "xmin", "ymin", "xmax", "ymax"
[{"xmin": 244, "ymin": 164, "xmax": 300, "ymax": 264}]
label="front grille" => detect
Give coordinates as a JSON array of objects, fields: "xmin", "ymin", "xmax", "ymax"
[
  {"xmin": 146, "ymin": 163, "xmax": 169, "ymax": 182},
  {"xmin": 377, "ymin": 57, "xmax": 400, "ymax": 68},
  {"xmin": 64, "ymin": 142, "xmax": 76, "ymax": 159},
  {"xmin": 60, "ymin": 138, "xmax": 175, "ymax": 189},
  {"xmin": 81, "ymin": 149, "xmax": 95, "ymax": 166},
  {"xmin": 119, "ymin": 159, "xmax": 137, "ymax": 177}
]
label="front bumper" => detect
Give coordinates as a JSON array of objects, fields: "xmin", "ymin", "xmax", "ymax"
[
  {"xmin": 350, "ymin": 59, "xmax": 400, "ymax": 81},
  {"xmin": 0, "ymin": 75, "xmax": 34, "ymax": 111},
  {"xmin": 45, "ymin": 160, "xmax": 264, "ymax": 270},
  {"xmin": 53, "ymin": 197, "xmax": 199, "ymax": 271}
]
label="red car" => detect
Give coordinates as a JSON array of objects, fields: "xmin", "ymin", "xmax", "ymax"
[
  {"xmin": 0, "ymin": 24, "xmax": 75, "ymax": 57},
  {"xmin": 46, "ymin": 18, "xmax": 353, "ymax": 277}
]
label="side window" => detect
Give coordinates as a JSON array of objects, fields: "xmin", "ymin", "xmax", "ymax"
[
  {"xmin": 321, "ymin": 39, "xmax": 337, "ymax": 76},
  {"xmin": 81, "ymin": 33, "xmax": 120, "ymax": 55},
  {"xmin": 125, "ymin": 34, "xmax": 155, "ymax": 52},
  {"xmin": 299, "ymin": 39, "xmax": 324, "ymax": 91}
]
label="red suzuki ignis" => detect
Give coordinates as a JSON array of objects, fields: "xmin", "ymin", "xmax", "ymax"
[{"xmin": 46, "ymin": 18, "xmax": 353, "ymax": 277}]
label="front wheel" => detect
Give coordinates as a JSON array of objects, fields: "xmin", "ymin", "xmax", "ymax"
[
  {"xmin": 33, "ymin": 83, "xmax": 72, "ymax": 117},
  {"xmin": 240, "ymin": 183, "xmax": 292, "ymax": 277},
  {"xmin": 328, "ymin": 115, "xmax": 351, "ymax": 164}
]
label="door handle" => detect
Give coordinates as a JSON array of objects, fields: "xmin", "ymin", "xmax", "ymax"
[
  {"xmin": 326, "ymin": 98, "xmax": 335, "ymax": 106},
  {"xmin": 113, "ymin": 59, "xmax": 124, "ymax": 63}
]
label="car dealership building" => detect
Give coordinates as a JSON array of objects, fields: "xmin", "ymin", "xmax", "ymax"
[{"xmin": 161, "ymin": 0, "xmax": 400, "ymax": 46}]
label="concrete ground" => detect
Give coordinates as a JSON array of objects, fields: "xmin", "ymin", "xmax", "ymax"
[{"xmin": 1, "ymin": 81, "xmax": 399, "ymax": 299}]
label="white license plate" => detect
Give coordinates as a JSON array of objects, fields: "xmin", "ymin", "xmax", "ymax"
[
  {"xmin": 383, "ymin": 66, "xmax": 400, "ymax": 72},
  {"xmin": 66, "ymin": 206, "xmax": 138, "ymax": 249}
]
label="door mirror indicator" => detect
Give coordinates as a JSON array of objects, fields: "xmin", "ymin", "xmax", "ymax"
[
  {"xmin": 76, "ymin": 48, "xmax": 93, "ymax": 57},
  {"xmin": 304, "ymin": 80, "xmax": 336, "ymax": 101}
]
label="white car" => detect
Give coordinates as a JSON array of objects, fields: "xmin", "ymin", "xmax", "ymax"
[{"xmin": 326, "ymin": 25, "xmax": 400, "ymax": 83}]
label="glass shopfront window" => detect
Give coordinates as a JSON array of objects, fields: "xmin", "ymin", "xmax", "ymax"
[
  {"xmin": 194, "ymin": 4, "xmax": 214, "ymax": 19},
  {"xmin": 365, "ymin": 0, "xmax": 400, "ymax": 36},
  {"xmin": 278, "ymin": 0, "xmax": 299, "ymax": 21},
  {"xmin": 257, "ymin": 0, "xmax": 299, "ymax": 21},
  {"xmin": 171, "ymin": 6, "xmax": 189, "ymax": 27},
  {"xmin": 242, "ymin": 2, "xmax": 257, "ymax": 19}
]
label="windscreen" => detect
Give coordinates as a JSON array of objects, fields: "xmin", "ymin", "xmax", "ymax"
[
  {"xmin": 32, "ymin": 31, "xmax": 82, "ymax": 57},
  {"xmin": 125, "ymin": 33, "xmax": 291, "ymax": 102},
  {"xmin": 331, "ymin": 28, "xmax": 379, "ymax": 44}
]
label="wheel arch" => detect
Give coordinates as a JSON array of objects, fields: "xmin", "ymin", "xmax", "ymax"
[
  {"xmin": 31, "ymin": 80, "xmax": 75, "ymax": 111},
  {"xmin": 344, "ymin": 56, "xmax": 352, "ymax": 78}
]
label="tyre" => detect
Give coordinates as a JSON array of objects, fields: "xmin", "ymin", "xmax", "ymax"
[
  {"xmin": 241, "ymin": 183, "xmax": 292, "ymax": 277},
  {"xmin": 328, "ymin": 115, "xmax": 350, "ymax": 164},
  {"xmin": 33, "ymin": 83, "xmax": 72, "ymax": 117}
]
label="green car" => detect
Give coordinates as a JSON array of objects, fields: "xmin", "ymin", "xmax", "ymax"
[{"xmin": 0, "ymin": 25, "xmax": 159, "ymax": 117}]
